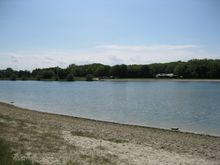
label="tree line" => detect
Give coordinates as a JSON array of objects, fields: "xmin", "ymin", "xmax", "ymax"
[{"xmin": 0, "ymin": 59, "xmax": 220, "ymax": 80}]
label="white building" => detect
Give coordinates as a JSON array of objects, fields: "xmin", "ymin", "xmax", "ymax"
[{"xmin": 155, "ymin": 73, "xmax": 177, "ymax": 78}]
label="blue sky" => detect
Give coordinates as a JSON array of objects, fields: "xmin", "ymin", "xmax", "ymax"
[{"xmin": 0, "ymin": 0, "xmax": 220, "ymax": 70}]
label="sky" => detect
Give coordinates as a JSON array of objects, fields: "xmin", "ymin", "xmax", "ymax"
[{"xmin": 0, "ymin": 0, "xmax": 220, "ymax": 70}]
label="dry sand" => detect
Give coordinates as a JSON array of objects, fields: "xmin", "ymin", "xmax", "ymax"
[{"xmin": 0, "ymin": 102, "xmax": 220, "ymax": 165}]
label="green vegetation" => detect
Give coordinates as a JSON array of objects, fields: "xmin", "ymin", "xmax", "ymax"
[
  {"xmin": 71, "ymin": 130, "xmax": 128, "ymax": 143},
  {"xmin": 65, "ymin": 154, "xmax": 117, "ymax": 165},
  {"xmin": 0, "ymin": 138, "xmax": 40, "ymax": 165},
  {"xmin": 66, "ymin": 73, "xmax": 75, "ymax": 81},
  {"xmin": 0, "ymin": 59, "xmax": 220, "ymax": 80},
  {"xmin": 85, "ymin": 74, "xmax": 94, "ymax": 81}
]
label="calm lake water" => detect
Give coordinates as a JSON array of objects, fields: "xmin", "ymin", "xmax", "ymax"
[{"xmin": 0, "ymin": 80, "xmax": 220, "ymax": 135}]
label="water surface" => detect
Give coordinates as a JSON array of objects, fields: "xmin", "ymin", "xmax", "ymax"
[{"xmin": 0, "ymin": 80, "xmax": 219, "ymax": 135}]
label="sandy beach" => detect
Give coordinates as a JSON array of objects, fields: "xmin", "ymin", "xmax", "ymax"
[{"xmin": 0, "ymin": 102, "xmax": 220, "ymax": 165}]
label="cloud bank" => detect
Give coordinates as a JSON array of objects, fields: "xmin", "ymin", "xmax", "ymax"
[{"xmin": 0, "ymin": 44, "xmax": 218, "ymax": 70}]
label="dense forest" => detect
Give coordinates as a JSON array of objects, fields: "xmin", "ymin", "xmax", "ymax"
[{"xmin": 0, "ymin": 59, "xmax": 220, "ymax": 81}]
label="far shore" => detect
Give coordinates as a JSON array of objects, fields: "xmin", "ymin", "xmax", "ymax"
[
  {"xmin": 0, "ymin": 101, "xmax": 220, "ymax": 165},
  {"xmin": 1, "ymin": 77, "xmax": 220, "ymax": 82},
  {"xmin": 105, "ymin": 78, "xmax": 220, "ymax": 82}
]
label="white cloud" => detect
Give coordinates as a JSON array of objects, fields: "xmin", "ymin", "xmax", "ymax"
[
  {"xmin": 0, "ymin": 44, "xmax": 218, "ymax": 70},
  {"xmin": 96, "ymin": 44, "xmax": 198, "ymax": 51}
]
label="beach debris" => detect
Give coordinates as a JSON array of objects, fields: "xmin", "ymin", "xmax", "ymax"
[{"xmin": 171, "ymin": 127, "xmax": 179, "ymax": 131}]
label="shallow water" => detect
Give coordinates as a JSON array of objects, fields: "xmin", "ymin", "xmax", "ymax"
[{"xmin": 0, "ymin": 80, "xmax": 220, "ymax": 135}]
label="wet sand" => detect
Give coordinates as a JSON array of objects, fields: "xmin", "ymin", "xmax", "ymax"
[{"xmin": 0, "ymin": 102, "xmax": 220, "ymax": 165}]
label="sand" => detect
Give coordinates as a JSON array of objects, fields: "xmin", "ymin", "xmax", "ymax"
[{"xmin": 0, "ymin": 101, "xmax": 220, "ymax": 165}]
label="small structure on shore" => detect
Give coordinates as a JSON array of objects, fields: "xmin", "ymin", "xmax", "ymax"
[{"xmin": 156, "ymin": 73, "xmax": 177, "ymax": 78}]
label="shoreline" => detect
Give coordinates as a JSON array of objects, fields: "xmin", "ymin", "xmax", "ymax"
[
  {"xmin": 3, "ymin": 101, "xmax": 220, "ymax": 137},
  {"xmin": 1, "ymin": 78, "xmax": 220, "ymax": 82},
  {"xmin": 105, "ymin": 78, "xmax": 220, "ymax": 82},
  {"xmin": 0, "ymin": 101, "xmax": 220, "ymax": 164}
]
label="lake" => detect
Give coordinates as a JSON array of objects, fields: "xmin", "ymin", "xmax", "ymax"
[{"xmin": 0, "ymin": 80, "xmax": 220, "ymax": 136}]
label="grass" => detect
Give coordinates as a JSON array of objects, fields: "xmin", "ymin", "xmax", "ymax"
[
  {"xmin": 77, "ymin": 154, "xmax": 117, "ymax": 165},
  {"xmin": 0, "ymin": 114, "xmax": 65, "ymax": 162},
  {"xmin": 31, "ymin": 131, "xmax": 65, "ymax": 152},
  {"xmin": 71, "ymin": 130, "xmax": 96, "ymax": 138},
  {"xmin": 91, "ymin": 154, "xmax": 116, "ymax": 164},
  {"xmin": 0, "ymin": 138, "xmax": 40, "ymax": 165},
  {"xmin": 65, "ymin": 160, "xmax": 81, "ymax": 165},
  {"xmin": 0, "ymin": 112, "xmax": 123, "ymax": 165},
  {"xmin": 71, "ymin": 130, "xmax": 128, "ymax": 143}
]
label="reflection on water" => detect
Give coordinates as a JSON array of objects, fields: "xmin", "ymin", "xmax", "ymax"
[{"xmin": 0, "ymin": 80, "xmax": 220, "ymax": 135}]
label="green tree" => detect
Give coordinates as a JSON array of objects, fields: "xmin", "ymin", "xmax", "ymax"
[
  {"xmin": 94, "ymin": 65, "xmax": 110, "ymax": 77},
  {"xmin": 86, "ymin": 74, "xmax": 94, "ymax": 81},
  {"xmin": 110, "ymin": 65, "xmax": 127, "ymax": 78},
  {"xmin": 41, "ymin": 70, "xmax": 55, "ymax": 79},
  {"xmin": 174, "ymin": 63, "xmax": 190, "ymax": 78},
  {"xmin": 141, "ymin": 65, "xmax": 151, "ymax": 78},
  {"xmin": 66, "ymin": 74, "xmax": 75, "ymax": 81},
  {"xmin": 66, "ymin": 64, "xmax": 77, "ymax": 76},
  {"xmin": 10, "ymin": 74, "xmax": 17, "ymax": 81},
  {"xmin": 127, "ymin": 65, "xmax": 142, "ymax": 78}
]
